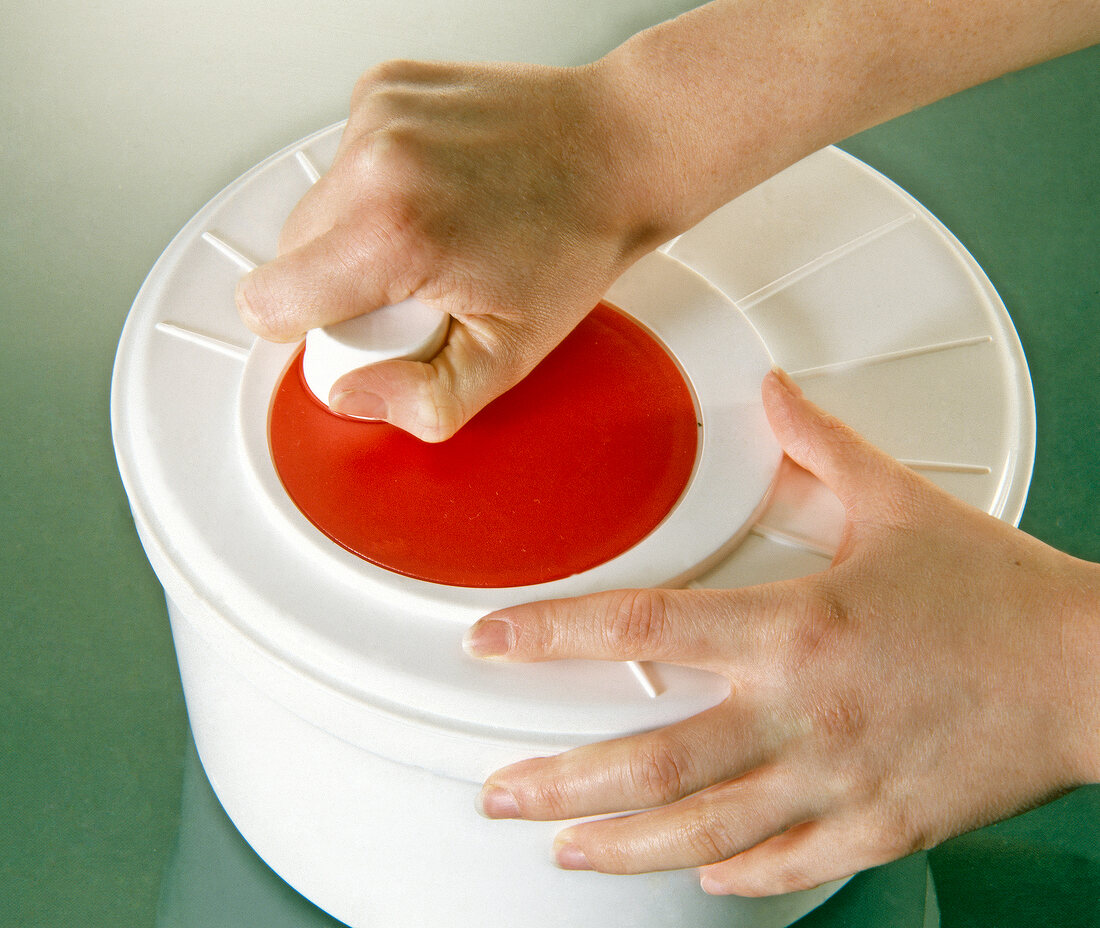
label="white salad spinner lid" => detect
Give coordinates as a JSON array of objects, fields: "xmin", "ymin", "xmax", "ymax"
[{"xmin": 111, "ymin": 123, "xmax": 1034, "ymax": 779}]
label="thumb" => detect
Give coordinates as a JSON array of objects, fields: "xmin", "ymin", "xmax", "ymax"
[
  {"xmin": 761, "ymin": 368, "xmax": 913, "ymax": 521},
  {"xmin": 329, "ymin": 315, "xmax": 565, "ymax": 443},
  {"xmin": 235, "ymin": 223, "xmax": 416, "ymax": 343}
]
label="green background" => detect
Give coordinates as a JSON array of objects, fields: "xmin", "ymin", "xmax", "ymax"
[{"xmin": 1, "ymin": 1, "xmax": 1096, "ymax": 925}]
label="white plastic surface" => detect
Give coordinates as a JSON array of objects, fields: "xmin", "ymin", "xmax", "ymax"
[
  {"xmin": 301, "ymin": 298, "xmax": 450, "ymax": 407},
  {"xmin": 112, "ymin": 121, "xmax": 1036, "ymax": 749}
]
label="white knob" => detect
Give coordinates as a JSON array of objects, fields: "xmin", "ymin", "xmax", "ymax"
[{"xmin": 301, "ymin": 299, "xmax": 450, "ymax": 406}]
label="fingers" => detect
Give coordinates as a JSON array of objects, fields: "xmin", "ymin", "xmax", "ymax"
[
  {"xmin": 275, "ymin": 168, "xmax": 343, "ymax": 258},
  {"xmin": 235, "ymin": 219, "xmax": 421, "ymax": 342},
  {"xmin": 551, "ymin": 767, "xmax": 815, "ymax": 876},
  {"xmin": 478, "ymin": 701, "xmax": 773, "ymax": 821},
  {"xmin": 237, "ymin": 123, "xmax": 427, "ymax": 341},
  {"xmin": 697, "ymin": 817, "xmax": 898, "ymax": 896},
  {"xmin": 328, "ymin": 315, "xmax": 557, "ymax": 442},
  {"xmin": 463, "ymin": 586, "xmax": 786, "ymax": 668},
  {"xmin": 761, "ymin": 369, "xmax": 919, "ymax": 524}
]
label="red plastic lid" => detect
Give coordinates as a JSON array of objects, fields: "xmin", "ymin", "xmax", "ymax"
[{"xmin": 269, "ymin": 303, "xmax": 698, "ymax": 588}]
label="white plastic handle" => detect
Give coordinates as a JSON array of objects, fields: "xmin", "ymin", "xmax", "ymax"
[{"xmin": 301, "ymin": 299, "xmax": 450, "ymax": 406}]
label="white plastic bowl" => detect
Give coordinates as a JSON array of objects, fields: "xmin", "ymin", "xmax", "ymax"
[{"xmin": 112, "ymin": 124, "xmax": 1034, "ymax": 927}]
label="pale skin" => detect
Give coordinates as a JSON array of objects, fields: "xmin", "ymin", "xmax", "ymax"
[
  {"xmin": 236, "ymin": 0, "xmax": 1100, "ymax": 896},
  {"xmin": 467, "ymin": 370, "xmax": 1100, "ymax": 893}
]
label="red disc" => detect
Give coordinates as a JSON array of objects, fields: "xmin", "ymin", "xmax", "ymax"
[{"xmin": 268, "ymin": 303, "xmax": 699, "ymax": 588}]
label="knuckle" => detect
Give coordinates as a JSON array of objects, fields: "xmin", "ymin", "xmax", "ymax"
[
  {"xmin": 235, "ymin": 273, "xmax": 291, "ymax": 341},
  {"xmin": 510, "ymin": 608, "xmax": 558, "ymax": 660},
  {"xmin": 818, "ymin": 411, "xmax": 855, "ymax": 443},
  {"xmin": 522, "ymin": 776, "xmax": 576, "ymax": 821},
  {"xmin": 339, "ymin": 123, "xmax": 427, "ymax": 197},
  {"xmin": 333, "ymin": 205, "xmax": 428, "ymax": 298},
  {"xmin": 374, "ymin": 58, "xmax": 417, "ymax": 81},
  {"xmin": 870, "ymin": 803, "xmax": 930, "ymax": 859},
  {"xmin": 787, "ymin": 409, "xmax": 853, "ymax": 469},
  {"xmin": 354, "ymin": 59, "xmax": 409, "ymax": 98},
  {"xmin": 604, "ymin": 589, "xmax": 671, "ymax": 656},
  {"xmin": 780, "ymin": 581, "xmax": 848, "ymax": 679},
  {"xmin": 358, "ymin": 89, "xmax": 419, "ymax": 137},
  {"xmin": 627, "ymin": 736, "xmax": 692, "ymax": 804},
  {"xmin": 276, "ymin": 193, "xmax": 323, "ymax": 257},
  {"xmin": 582, "ymin": 837, "xmax": 633, "ymax": 875},
  {"xmin": 359, "ymin": 183, "xmax": 435, "ymax": 270},
  {"xmin": 276, "ymin": 220, "xmax": 304, "ymax": 258},
  {"xmin": 417, "ymin": 402, "xmax": 463, "ymax": 443},
  {"xmin": 369, "ymin": 124, "xmax": 427, "ymax": 176},
  {"xmin": 821, "ymin": 755, "xmax": 863, "ymax": 803},
  {"xmin": 808, "ymin": 582, "xmax": 848, "ymax": 636},
  {"xmin": 767, "ymin": 858, "xmax": 823, "ymax": 894},
  {"xmin": 354, "ymin": 64, "xmax": 383, "ymax": 96},
  {"xmin": 413, "ymin": 373, "xmax": 466, "ymax": 443},
  {"xmin": 681, "ymin": 803, "xmax": 736, "ymax": 862}
]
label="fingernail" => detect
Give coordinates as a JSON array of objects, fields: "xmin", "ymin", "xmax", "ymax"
[
  {"xmin": 554, "ymin": 841, "xmax": 592, "ymax": 871},
  {"xmin": 477, "ymin": 785, "xmax": 520, "ymax": 819},
  {"xmin": 332, "ymin": 390, "xmax": 388, "ymax": 420},
  {"xmin": 462, "ymin": 618, "xmax": 514, "ymax": 659},
  {"xmin": 769, "ymin": 366, "xmax": 803, "ymax": 397},
  {"xmin": 699, "ymin": 873, "xmax": 723, "ymax": 895}
]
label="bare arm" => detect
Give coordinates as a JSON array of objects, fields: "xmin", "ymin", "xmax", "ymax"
[
  {"xmin": 603, "ymin": 0, "xmax": 1100, "ymax": 238},
  {"xmin": 236, "ymin": 0, "xmax": 1098, "ymax": 441}
]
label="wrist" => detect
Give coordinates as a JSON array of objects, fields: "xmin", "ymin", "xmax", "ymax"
[
  {"xmin": 591, "ymin": 2, "xmax": 855, "ymax": 242},
  {"xmin": 1055, "ymin": 554, "xmax": 1100, "ymax": 785},
  {"xmin": 570, "ymin": 56, "xmax": 691, "ymax": 260}
]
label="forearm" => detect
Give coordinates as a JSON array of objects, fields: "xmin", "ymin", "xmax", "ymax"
[{"xmin": 595, "ymin": 0, "xmax": 1100, "ymax": 240}]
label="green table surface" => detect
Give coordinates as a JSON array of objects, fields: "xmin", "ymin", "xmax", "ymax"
[{"xmin": 1, "ymin": 2, "xmax": 1096, "ymax": 926}]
